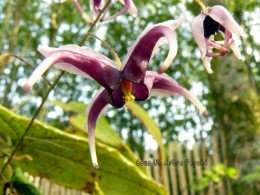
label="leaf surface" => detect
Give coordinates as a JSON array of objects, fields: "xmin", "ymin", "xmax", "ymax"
[{"xmin": 0, "ymin": 105, "xmax": 166, "ymax": 194}]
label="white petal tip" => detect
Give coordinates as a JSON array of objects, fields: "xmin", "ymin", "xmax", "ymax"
[
  {"xmin": 203, "ymin": 110, "xmax": 208, "ymax": 117},
  {"xmin": 93, "ymin": 163, "xmax": 99, "ymax": 170},
  {"xmin": 23, "ymin": 83, "xmax": 32, "ymax": 94},
  {"xmin": 207, "ymin": 69, "xmax": 213, "ymax": 74}
]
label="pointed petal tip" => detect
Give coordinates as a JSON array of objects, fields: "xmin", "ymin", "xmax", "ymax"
[
  {"xmin": 93, "ymin": 163, "xmax": 99, "ymax": 170},
  {"xmin": 23, "ymin": 83, "xmax": 32, "ymax": 94},
  {"xmin": 203, "ymin": 110, "xmax": 208, "ymax": 117},
  {"xmin": 208, "ymin": 69, "xmax": 213, "ymax": 74},
  {"xmin": 204, "ymin": 62, "xmax": 213, "ymax": 74}
]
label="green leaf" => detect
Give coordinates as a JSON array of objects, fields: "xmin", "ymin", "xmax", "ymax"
[
  {"xmin": 0, "ymin": 104, "xmax": 166, "ymax": 194},
  {"xmin": 50, "ymin": 100, "xmax": 142, "ymax": 166},
  {"xmin": 226, "ymin": 167, "xmax": 237, "ymax": 178},
  {"xmin": 10, "ymin": 168, "xmax": 42, "ymax": 195},
  {"xmin": 49, "ymin": 100, "xmax": 86, "ymax": 113},
  {"xmin": 125, "ymin": 102, "xmax": 166, "ymax": 166},
  {"xmin": 240, "ymin": 172, "xmax": 260, "ymax": 183}
]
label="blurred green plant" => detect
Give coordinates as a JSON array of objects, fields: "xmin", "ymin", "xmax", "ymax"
[
  {"xmin": 238, "ymin": 166, "xmax": 260, "ymax": 192},
  {"xmin": 50, "ymin": 100, "xmax": 166, "ymax": 181},
  {"xmin": 240, "ymin": 166, "xmax": 260, "ymax": 183},
  {"xmin": 3, "ymin": 168, "xmax": 42, "ymax": 195},
  {"xmin": 192, "ymin": 163, "xmax": 238, "ymax": 192},
  {"xmin": 0, "ymin": 104, "xmax": 166, "ymax": 194}
]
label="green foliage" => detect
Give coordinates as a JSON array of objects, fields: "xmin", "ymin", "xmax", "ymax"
[
  {"xmin": 237, "ymin": 166, "xmax": 260, "ymax": 192},
  {"xmin": 240, "ymin": 167, "xmax": 260, "ymax": 183},
  {"xmin": 192, "ymin": 163, "xmax": 238, "ymax": 192},
  {"xmin": 0, "ymin": 0, "xmax": 259, "ymax": 193},
  {"xmin": 4, "ymin": 168, "xmax": 43, "ymax": 195},
  {"xmin": 49, "ymin": 100, "xmax": 140, "ymax": 163},
  {"xmin": 0, "ymin": 104, "xmax": 166, "ymax": 194},
  {"xmin": 126, "ymin": 102, "xmax": 166, "ymax": 164}
]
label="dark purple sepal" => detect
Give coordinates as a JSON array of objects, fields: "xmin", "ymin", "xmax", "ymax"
[{"xmin": 122, "ymin": 26, "xmax": 174, "ymax": 83}]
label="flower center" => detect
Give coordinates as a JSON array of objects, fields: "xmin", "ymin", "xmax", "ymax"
[
  {"xmin": 203, "ymin": 16, "xmax": 224, "ymax": 38},
  {"xmin": 120, "ymin": 79, "xmax": 135, "ymax": 102}
]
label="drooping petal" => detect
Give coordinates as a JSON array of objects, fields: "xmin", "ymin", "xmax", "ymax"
[
  {"xmin": 71, "ymin": 0, "xmax": 92, "ymax": 24},
  {"xmin": 38, "ymin": 45, "xmax": 120, "ymax": 70},
  {"xmin": 118, "ymin": 0, "xmax": 138, "ymax": 17},
  {"xmin": 101, "ymin": 0, "xmax": 132, "ymax": 22},
  {"xmin": 191, "ymin": 14, "xmax": 207, "ymax": 59},
  {"xmin": 202, "ymin": 55, "xmax": 213, "ymax": 74},
  {"xmin": 122, "ymin": 16, "xmax": 183, "ymax": 83},
  {"xmin": 147, "ymin": 71, "xmax": 208, "ymax": 116},
  {"xmin": 149, "ymin": 72, "xmax": 178, "ymax": 97},
  {"xmin": 24, "ymin": 45, "xmax": 121, "ymax": 93},
  {"xmin": 90, "ymin": 0, "xmax": 104, "ymax": 20},
  {"xmin": 85, "ymin": 88, "xmax": 110, "ymax": 169},
  {"xmin": 205, "ymin": 5, "xmax": 243, "ymax": 36},
  {"xmin": 191, "ymin": 14, "xmax": 215, "ymax": 74},
  {"xmin": 203, "ymin": 40, "xmax": 213, "ymax": 74},
  {"xmin": 150, "ymin": 37, "xmax": 167, "ymax": 60},
  {"xmin": 229, "ymin": 38, "xmax": 241, "ymax": 59}
]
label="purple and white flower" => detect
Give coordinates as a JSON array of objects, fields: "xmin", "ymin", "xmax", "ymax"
[
  {"xmin": 24, "ymin": 16, "xmax": 207, "ymax": 169},
  {"xmin": 62, "ymin": 0, "xmax": 137, "ymax": 24},
  {"xmin": 191, "ymin": 5, "xmax": 243, "ymax": 73}
]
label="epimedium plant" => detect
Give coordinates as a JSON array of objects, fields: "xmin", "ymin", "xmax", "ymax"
[
  {"xmin": 0, "ymin": 0, "xmax": 244, "ymax": 193},
  {"xmin": 23, "ymin": 16, "xmax": 208, "ymax": 169}
]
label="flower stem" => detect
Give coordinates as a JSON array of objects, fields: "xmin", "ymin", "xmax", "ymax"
[
  {"xmin": 195, "ymin": 0, "xmax": 206, "ymax": 10},
  {"xmin": 0, "ymin": 0, "xmax": 112, "ymax": 178},
  {"xmin": 89, "ymin": 33, "xmax": 121, "ymax": 67},
  {"xmin": 0, "ymin": 53, "xmax": 51, "ymax": 86},
  {"xmin": 79, "ymin": 0, "xmax": 112, "ymax": 46},
  {"xmin": 0, "ymin": 71, "xmax": 64, "ymax": 177}
]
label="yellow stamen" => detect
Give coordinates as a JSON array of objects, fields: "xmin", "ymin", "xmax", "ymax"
[
  {"xmin": 120, "ymin": 79, "xmax": 135, "ymax": 103},
  {"xmin": 195, "ymin": 0, "xmax": 206, "ymax": 10}
]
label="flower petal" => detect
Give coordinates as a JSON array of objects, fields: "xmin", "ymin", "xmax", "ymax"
[
  {"xmin": 122, "ymin": 16, "xmax": 183, "ymax": 83},
  {"xmin": 202, "ymin": 55, "xmax": 213, "ymax": 74},
  {"xmin": 229, "ymin": 38, "xmax": 241, "ymax": 59},
  {"xmin": 131, "ymin": 71, "xmax": 158, "ymax": 101},
  {"xmin": 206, "ymin": 5, "xmax": 243, "ymax": 36},
  {"xmin": 102, "ymin": 0, "xmax": 132, "ymax": 21},
  {"xmin": 71, "ymin": 0, "xmax": 92, "ymax": 24},
  {"xmin": 151, "ymin": 37, "xmax": 167, "ymax": 60},
  {"xmin": 24, "ymin": 45, "xmax": 121, "ymax": 93},
  {"xmin": 191, "ymin": 13, "xmax": 214, "ymax": 74},
  {"xmin": 118, "ymin": 0, "xmax": 138, "ymax": 17},
  {"xmin": 90, "ymin": 0, "xmax": 103, "ymax": 20},
  {"xmin": 203, "ymin": 42, "xmax": 213, "ymax": 74},
  {"xmin": 38, "ymin": 45, "xmax": 119, "ymax": 70},
  {"xmin": 149, "ymin": 72, "xmax": 208, "ymax": 116},
  {"xmin": 191, "ymin": 14, "xmax": 207, "ymax": 59},
  {"xmin": 85, "ymin": 88, "xmax": 110, "ymax": 169}
]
